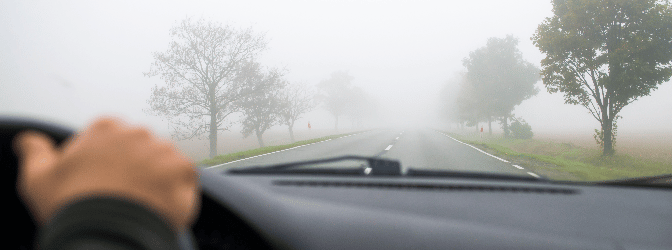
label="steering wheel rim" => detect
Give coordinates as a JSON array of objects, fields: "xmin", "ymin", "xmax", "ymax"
[
  {"xmin": 0, "ymin": 116, "xmax": 198, "ymax": 250},
  {"xmin": 0, "ymin": 116, "xmax": 73, "ymax": 249}
]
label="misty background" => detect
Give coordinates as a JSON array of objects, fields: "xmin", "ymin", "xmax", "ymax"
[{"xmin": 2, "ymin": 0, "xmax": 671, "ymax": 160}]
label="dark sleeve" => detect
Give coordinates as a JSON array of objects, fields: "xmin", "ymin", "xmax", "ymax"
[{"xmin": 37, "ymin": 197, "xmax": 180, "ymax": 250}]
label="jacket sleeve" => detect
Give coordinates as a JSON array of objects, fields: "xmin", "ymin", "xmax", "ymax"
[{"xmin": 37, "ymin": 197, "xmax": 181, "ymax": 250}]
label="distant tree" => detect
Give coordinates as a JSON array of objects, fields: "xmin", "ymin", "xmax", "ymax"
[
  {"xmin": 237, "ymin": 62, "xmax": 286, "ymax": 148},
  {"xmin": 317, "ymin": 71, "xmax": 355, "ymax": 130},
  {"xmin": 344, "ymin": 86, "xmax": 378, "ymax": 128},
  {"xmin": 462, "ymin": 35, "xmax": 540, "ymax": 135},
  {"xmin": 144, "ymin": 18, "xmax": 267, "ymax": 158},
  {"xmin": 439, "ymin": 74, "xmax": 463, "ymax": 126},
  {"xmin": 278, "ymin": 83, "xmax": 316, "ymax": 143},
  {"xmin": 532, "ymin": 0, "xmax": 672, "ymax": 155},
  {"xmin": 454, "ymin": 76, "xmax": 486, "ymax": 131}
]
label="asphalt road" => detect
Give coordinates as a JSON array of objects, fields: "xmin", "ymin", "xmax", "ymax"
[{"xmin": 208, "ymin": 128, "xmax": 532, "ymax": 177}]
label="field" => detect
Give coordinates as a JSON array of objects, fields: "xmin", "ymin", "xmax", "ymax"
[
  {"xmin": 535, "ymin": 131, "xmax": 672, "ymax": 165},
  {"xmin": 445, "ymin": 130, "xmax": 672, "ymax": 181}
]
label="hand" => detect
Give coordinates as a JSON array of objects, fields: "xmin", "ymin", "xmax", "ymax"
[{"xmin": 14, "ymin": 117, "xmax": 200, "ymax": 231}]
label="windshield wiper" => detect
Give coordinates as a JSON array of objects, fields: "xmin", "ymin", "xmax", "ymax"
[
  {"xmin": 227, "ymin": 155, "xmax": 401, "ymax": 176},
  {"xmin": 227, "ymin": 155, "xmax": 546, "ymax": 182},
  {"xmin": 405, "ymin": 168, "xmax": 546, "ymax": 182},
  {"xmin": 594, "ymin": 174, "xmax": 672, "ymax": 189}
]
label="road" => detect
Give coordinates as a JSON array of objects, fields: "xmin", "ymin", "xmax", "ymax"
[{"xmin": 207, "ymin": 128, "xmax": 535, "ymax": 177}]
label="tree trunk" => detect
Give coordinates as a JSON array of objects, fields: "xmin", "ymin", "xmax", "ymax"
[
  {"xmin": 602, "ymin": 22, "xmax": 620, "ymax": 156},
  {"xmin": 602, "ymin": 120, "xmax": 614, "ymax": 155},
  {"xmin": 256, "ymin": 131, "xmax": 265, "ymax": 148},
  {"xmin": 288, "ymin": 124, "xmax": 295, "ymax": 143},
  {"xmin": 209, "ymin": 122, "xmax": 217, "ymax": 158},
  {"xmin": 502, "ymin": 116, "xmax": 510, "ymax": 138},
  {"xmin": 208, "ymin": 88, "xmax": 218, "ymax": 158}
]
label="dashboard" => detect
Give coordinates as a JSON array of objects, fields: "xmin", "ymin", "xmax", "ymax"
[{"xmin": 194, "ymin": 169, "xmax": 672, "ymax": 250}]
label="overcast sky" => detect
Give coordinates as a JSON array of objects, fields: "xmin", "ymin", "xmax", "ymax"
[{"xmin": 1, "ymin": 0, "xmax": 671, "ymax": 136}]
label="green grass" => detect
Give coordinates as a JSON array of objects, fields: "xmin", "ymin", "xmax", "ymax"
[
  {"xmin": 445, "ymin": 132, "xmax": 672, "ymax": 182},
  {"xmin": 200, "ymin": 131, "xmax": 364, "ymax": 167}
]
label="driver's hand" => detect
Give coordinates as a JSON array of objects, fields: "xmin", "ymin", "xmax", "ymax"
[{"xmin": 13, "ymin": 117, "xmax": 199, "ymax": 232}]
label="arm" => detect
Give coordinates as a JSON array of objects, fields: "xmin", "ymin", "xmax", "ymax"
[{"xmin": 14, "ymin": 117, "xmax": 199, "ymax": 250}]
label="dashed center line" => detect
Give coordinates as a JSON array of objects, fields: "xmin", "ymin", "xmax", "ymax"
[
  {"xmin": 395, "ymin": 137, "xmax": 399, "ymax": 140},
  {"xmin": 527, "ymin": 172, "xmax": 541, "ymax": 178},
  {"xmin": 513, "ymin": 165, "xmax": 524, "ymax": 170},
  {"xmin": 385, "ymin": 145, "xmax": 393, "ymax": 151}
]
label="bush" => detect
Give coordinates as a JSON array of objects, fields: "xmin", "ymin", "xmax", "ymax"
[{"xmin": 510, "ymin": 119, "xmax": 533, "ymax": 139}]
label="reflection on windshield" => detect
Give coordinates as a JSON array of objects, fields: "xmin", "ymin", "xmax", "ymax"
[{"xmin": 1, "ymin": 0, "xmax": 671, "ymax": 182}]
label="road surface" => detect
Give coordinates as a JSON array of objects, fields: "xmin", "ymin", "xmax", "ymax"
[{"xmin": 207, "ymin": 128, "xmax": 535, "ymax": 177}]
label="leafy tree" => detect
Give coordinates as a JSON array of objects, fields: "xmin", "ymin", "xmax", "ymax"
[
  {"xmin": 317, "ymin": 71, "xmax": 355, "ymax": 130},
  {"xmin": 237, "ymin": 62, "xmax": 286, "ymax": 148},
  {"xmin": 532, "ymin": 0, "xmax": 672, "ymax": 155},
  {"xmin": 462, "ymin": 35, "xmax": 540, "ymax": 135},
  {"xmin": 278, "ymin": 83, "xmax": 316, "ymax": 143},
  {"xmin": 144, "ymin": 18, "xmax": 266, "ymax": 158},
  {"xmin": 454, "ymin": 76, "xmax": 487, "ymax": 131}
]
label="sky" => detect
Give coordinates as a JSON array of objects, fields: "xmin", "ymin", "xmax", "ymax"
[{"xmin": 1, "ymin": 0, "xmax": 671, "ymax": 137}]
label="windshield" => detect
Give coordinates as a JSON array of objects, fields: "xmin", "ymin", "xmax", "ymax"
[{"xmin": 2, "ymin": 0, "xmax": 671, "ymax": 182}]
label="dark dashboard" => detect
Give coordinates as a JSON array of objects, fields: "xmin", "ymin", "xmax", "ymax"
[{"xmin": 194, "ymin": 169, "xmax": 672, "ymax": 250}]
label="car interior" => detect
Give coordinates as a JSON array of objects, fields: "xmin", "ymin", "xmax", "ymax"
[{"xmin": 3, "ymin": 116, "xmax": 671, "ymax": 250}]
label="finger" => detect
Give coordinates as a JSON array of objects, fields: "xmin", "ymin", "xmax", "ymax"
[{"xmin": 14, "ymin": 131, "xmax": 59, "ymax": 172}]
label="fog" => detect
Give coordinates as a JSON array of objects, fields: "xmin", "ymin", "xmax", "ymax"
[{"xmin": 2, "ymin": 0, "xmax": 671, "ymax": 139}]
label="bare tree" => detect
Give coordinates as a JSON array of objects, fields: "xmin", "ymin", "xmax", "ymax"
[
  {"xmin": 278, "ymin": 83, "xmax": 316, "ymax": 143},
  {"xmin": 237, "ymin": 62, "xmax": 286, "ymax": 148},
  {"xmin": 144, "ymin": 18, "xmax": 266, "ymax": 158},
  {"xmin": 317, "ymin": 71, "xmax": 354, "ymax": 130}
]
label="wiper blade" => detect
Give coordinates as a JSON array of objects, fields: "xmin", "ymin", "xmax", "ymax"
[
  {"xmin": 227, "ymin": 155, "xmax": 548, "ymax": 182},
  {"xmin": 227, "ymin": 155, "xmax": 401, "ymax": 176},
  {"xmin": 595, "ymin": 174, "xmax": 672, "ymax": 188},
  {"xmin": 405, "ymin": 168, "xmax": 546, "ymax": 182}
]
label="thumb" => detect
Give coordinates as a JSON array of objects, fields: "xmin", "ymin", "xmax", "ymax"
[{"xmin": 14, "ymin": 131, "xmax": 59, "ymax": 174}]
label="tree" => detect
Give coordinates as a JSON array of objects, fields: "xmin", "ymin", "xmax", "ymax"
[
  {"xmin": 462, "ymin": 36, "xmax": 540, "ymax": 135},
  {"xmin": 344, "ymin": 86, "xmax": 378, "ymax": 128},
  {"xmin": 317, "ymin": 71, "xmax": 355, "ymax": 130},
  {"xmin": 237, "ymin": 62, "xmax": 286, "ymax": 148},
  {"xmin": 532, "ymin": 0, "xmax": 672, "ymax": 155},
  {"xmin": 278, "ymin": 83, "xmax": 316, "ymax": 143},
  {"xmin": 144, "ymin": 18, "xmax": 266, "ymax": 158},
  {"xmin": 454, "ymin": 76, "xmax": 485, "ymax": 131}
]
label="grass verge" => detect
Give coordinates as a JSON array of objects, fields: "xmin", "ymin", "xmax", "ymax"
[
  {"xmin": 200, "ymin": 131, "xmax": 364, "ymax": 167},
  {"xmin": 444, "ymin": 132, "xmax": 672, "ymax": 182}
]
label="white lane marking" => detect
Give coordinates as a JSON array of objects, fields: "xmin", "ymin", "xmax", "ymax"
[
  {"xmin": 527, "ymin": 172, "xmax": 541, "ymax": 178},
  {"xmin": 206, "ymin": 131, "xmax": 372, "ymax": 169},
  {"xmin": 513, "ymin": 165, "xmax": 524, "ymax": 170},
  {"xmin": 395, "ymin": 137, "xmax": 399, "ymax": 140},
  {"xmin": 442, "ymin": 133, "xmax": 509, "ymax": 163},
  {"xmin": 385, "ymin": 145, "xmax": 393, "ymax": 150}
]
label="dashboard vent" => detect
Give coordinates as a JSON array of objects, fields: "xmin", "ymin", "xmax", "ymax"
[{"xmin": 273, "ymin": 180, "xmax": 578, "ymax": 195}]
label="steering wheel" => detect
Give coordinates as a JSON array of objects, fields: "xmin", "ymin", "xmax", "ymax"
[{"xmin": 0, "ymin": 116, "xmax": 197, "ymax": 250}]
